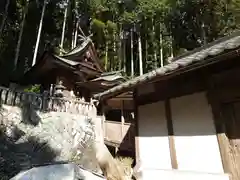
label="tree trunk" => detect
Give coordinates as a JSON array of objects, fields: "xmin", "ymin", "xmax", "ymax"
[
  {"xmin": 152, "ymin": 18, "xmax": 157, "ymax": 68},
  {"xmin": 118, "ymin": 24, "xmax": 122, "ymax": 71},
  {"xmin": 113, "ymin": 31, "xmax": 116, "ymax": 71},
  {"xmin": 105, "ymin": 39, "xmax": 108, "ymax": 71},
  {"xmin": 201, "ymin": 22, "xmax": 207, "ymax": 45},
  {"xmin": 32, "ymin": 0, "xmax": 47, "ymax": 66},
  {"xmin": 78, "ymin": 22, "xmax": 86, "ymax": 37},
  {"xmin": 167, "ymin": 34, "xmax": 174, "ymax": 64},
  {"xmin": 73, "ymin": 19, "xmax": 79, "ymax": 48},
  {"xmin": 14, "ymin": 0, "xmax": 29, "ymax": 69},
  {"xmin": 0, "ymin": 0, "xmax": 10, "ymax": 39},
  {"xmin": 93, "ymin": 116, "xmax": 127, "ymax": 180},
  {"xmin": 93, "ymin": 141, "xmax": 127, "ymax": 180},
  {"xmin": 144, "ymin": 19, "xmax": 148, "ymax": 72},
  {"xmin": 159, "ymin": 32, "xmax": 163, "ymax": 67},
  {"xmin": 170, "ymin": 35, "xmax": 174, "ymax": 58},
  {"xmin": 130, "ymin": 28, "xmax": 134, "ymax": 77},
  {"xmin": 60, "ymin": 0, "xmax": 69, "ymax": 55},
  {"xmin": 123, "ymin": 37, "xmax": 126, "ymax": 73},
  {"xmin": 67, "ymin": 0, "xmax": 74, "ymax": 48},
  {"xmin": 138, "ymin": 32, "xmax": 143, "ymax": 75},
  {"xmin": 71, "ymin": 32, "xmax": 74, "ymax": 49},
  {"xmin": 73, "ymin": 0, "xmax": 79, "ymax": 49}
]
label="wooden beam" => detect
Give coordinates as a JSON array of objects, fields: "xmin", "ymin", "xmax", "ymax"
[
  {"xmin": 133, "ymin": 89, "xmax": 140, "ymax": 163},
  {"xmin": 136, "ymin": 71, "xmax": 206, "ymax": 106},
  {"xmin": 165, "ymin": 99, "xmax": 178, "ymax": 169},
  {"xmin": 104, "ymin": 140, "xmax": 120, "ymax": 148}
]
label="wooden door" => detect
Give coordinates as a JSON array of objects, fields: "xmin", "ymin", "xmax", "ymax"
[{"xmin": 221, "ymin": 101, "xmax": 240, "ymax": 180}]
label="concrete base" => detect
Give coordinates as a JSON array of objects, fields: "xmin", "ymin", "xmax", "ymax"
[
  {"xmin": 10, "ymin": 163, "xmax": 105, "ymax": 180},
  {"xmin": 134, "ymin": 168, "xmax": 230, "ymax": 180}
]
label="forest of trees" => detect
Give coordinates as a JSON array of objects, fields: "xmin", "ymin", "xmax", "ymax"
[{"xmin": 0, "ymin": 0, "xmax": 240, "ymax": 85}]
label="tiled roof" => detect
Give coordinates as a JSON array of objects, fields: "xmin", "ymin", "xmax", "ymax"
[{"xmin": 94, "ymin": 32, "xmax": 240, "ymax": 100}]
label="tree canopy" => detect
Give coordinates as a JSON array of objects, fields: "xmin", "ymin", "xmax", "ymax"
[{"xmin": 0, "ymin": 0, "xmax": 239, "ymax": 85}]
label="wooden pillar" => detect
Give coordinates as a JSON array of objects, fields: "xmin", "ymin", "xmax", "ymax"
[
  {"xmin": 121, "ymin": 100, "xmax": 125, "ymax": 139},
  {"xmin": 102, "ymin": 101, "xmax": 107, "ymax": 139},
  {"xmin": 205, "ymin": 74, "xmax": 233, "ymax": 176},
  {"xmin": 165, "ymin": 99, "xmax": 178, "ymax": 169},
  {"xmin": 133, "ymin": 90, "xmax": 140, "ymax": 163},
  {"xmin": 207, "ymin": 90, "xmax": 232, "ymax": 175}
]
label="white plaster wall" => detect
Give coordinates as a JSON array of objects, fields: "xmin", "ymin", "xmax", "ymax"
[
  {"xmin": 138, "ymin": 101, "xmax": 172, "ymax": 169},
  {"xmin": 171, "ymin": 92, "xmax": 223, "ymax": 173}
]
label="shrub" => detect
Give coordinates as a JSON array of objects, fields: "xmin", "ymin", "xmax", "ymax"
[
  {"xmin": 115, "ymin": 156, "xmax": 133, "ymax": 177},
  {"xmin": 24, "ymin": 84, "xmax": 41, "ymax": 93}
]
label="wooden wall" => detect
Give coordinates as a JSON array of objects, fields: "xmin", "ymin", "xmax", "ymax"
[{"xmin": 133, "ymin": 58, "xmax": 240, "ymax": 179}]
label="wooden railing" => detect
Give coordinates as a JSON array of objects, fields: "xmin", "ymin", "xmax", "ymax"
[
  {"xmin": 0, "ymin": 86, "xmax": 96, "ymax": 117},
  {"xmin": 104, "ymin": 120, "xmax": 135, "ymax": 149}
]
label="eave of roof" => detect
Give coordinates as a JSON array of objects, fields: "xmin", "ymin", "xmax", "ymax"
[
  {"xmin": 94, "ymin": 32, "xmax": 240, "ymax": 100},
  {"xmin": 53, "ymin": 55, "xmax": 81, "ymax": 66},
  {"xmin": 54, "ymin": 53, "xmax": 102, "ymax": 74},
  {"xmin": 91, "ymin": 74, "xmax": 125, "ymax": 82}
]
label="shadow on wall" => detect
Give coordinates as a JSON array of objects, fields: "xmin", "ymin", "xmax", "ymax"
[
  {"xmin": 0, "ymin": 125, "xmax": 59, "ymax": 179},
  {"xmin": 118, "ymin": 127, "xmax": 135, "ymax": 158}
]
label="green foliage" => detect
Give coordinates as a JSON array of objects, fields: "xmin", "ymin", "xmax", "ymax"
[
  {"xmin": 106, "ymin": 20, "xmax": 117, "ymax": 32},
  {"xmin": 0, "ymin": 0, "xmax": 239, "ymax": 82},
  {"xmin": 24, "ymin": 84, "xmax": 41, "ymax": 93}
]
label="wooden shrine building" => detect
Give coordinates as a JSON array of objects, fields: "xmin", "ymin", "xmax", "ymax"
[
  {"xmin": 14, "ymin": 37, "xmax": 135, "ymax": 156},
  {"xmin": 16, "ymin": 38, "xmax": 104, "ymax": 100}
]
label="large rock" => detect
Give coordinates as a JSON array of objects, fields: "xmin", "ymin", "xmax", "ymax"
[{"xmin": 0, "ymin": 104, "xmax": 102, "ymax": 179}]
